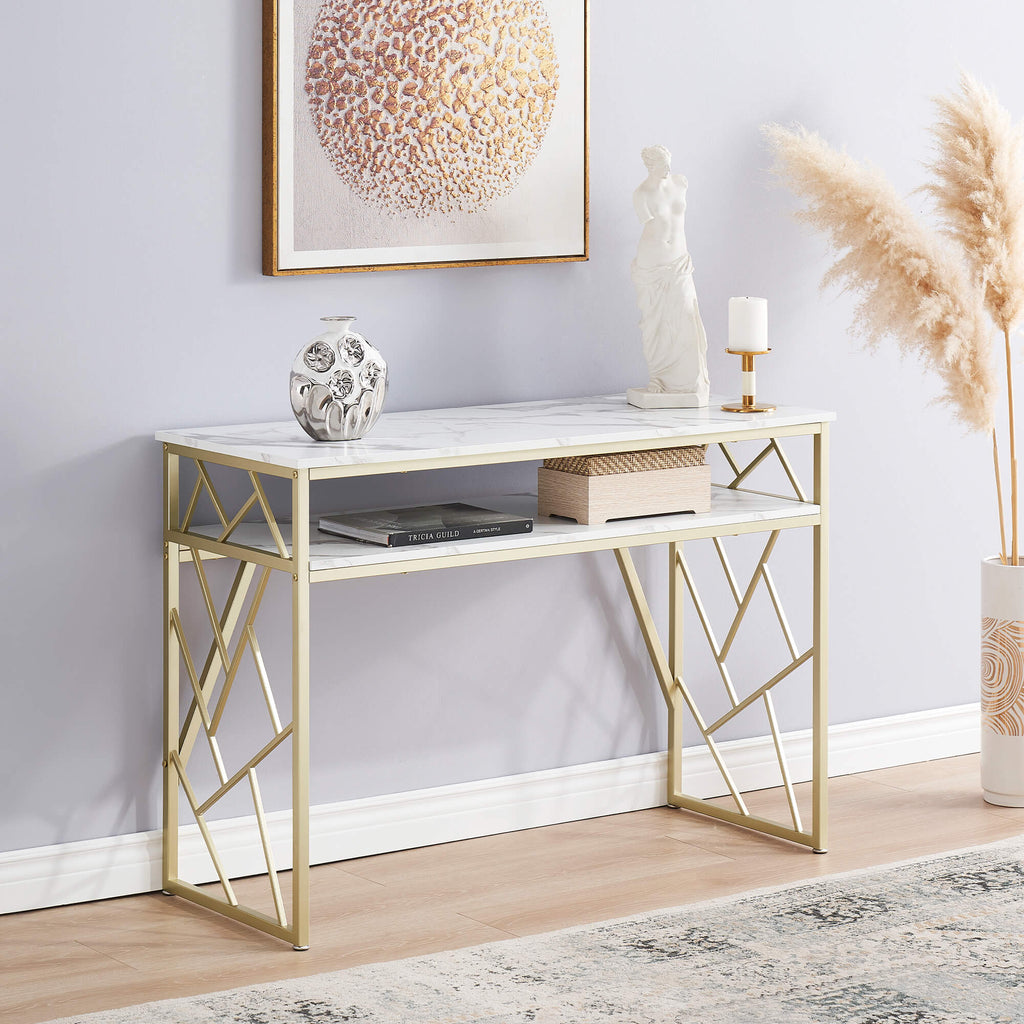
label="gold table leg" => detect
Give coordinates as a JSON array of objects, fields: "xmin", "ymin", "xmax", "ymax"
[
  {"xmin": 291, "ymin": 469, "xmax": 311, "ymax": 950},
  {"xmin": 162, "ymin": 447, "xmax": 180, "ymax": 892},
  {"xmin": 617, "ymin": 432, "xmax": 829, "ymax": 851},
  {"xmin": 812, "ymin": 424, "xmax": 830, "ymax": 853},
  {"xmin": 161, "ymin": 456, "xmax": 314, "ymax": 948}
]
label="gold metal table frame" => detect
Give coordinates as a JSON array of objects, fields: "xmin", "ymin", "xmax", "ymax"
[{"xmin": 160, "ymin": 400, "xmax": 831, "ymax": 949}]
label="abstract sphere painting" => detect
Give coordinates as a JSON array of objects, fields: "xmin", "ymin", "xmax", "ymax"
[
  {"xmin": 264, "ymin": 0, "xmax": 587, "ymax": 274},
  {"xmin": 305, "ymin": 0, "xmax": 560, "ymax": 217}
]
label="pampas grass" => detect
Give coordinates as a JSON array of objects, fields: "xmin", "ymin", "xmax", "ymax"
[
  {"xmin": 764, "ymin": 123, "xmax": 995, "ymax": 433},
  {"xmin": 927, "ymin": 73, "xmax": 1024, "ymax": 562},
  {"xmin": 927, "ymin": 73, "xmax": 1024, "ymax": 334},
  {"xmin": 765, "ymin": 73, "xmax": 1024, "ymax": 563}
]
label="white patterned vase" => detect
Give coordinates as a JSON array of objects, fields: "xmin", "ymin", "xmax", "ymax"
[
  {"xmin": 290, "ymin": 316, "xmax": 388, "ymax": 441},
  {"xmin": 981, "ymin": 556, "xmax": 1024, "ymax": 805}
]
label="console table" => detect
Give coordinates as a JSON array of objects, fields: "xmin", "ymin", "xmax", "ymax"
[{"xmin": 158, "ymin": 394, "xmax": 833, "ymax": 949}]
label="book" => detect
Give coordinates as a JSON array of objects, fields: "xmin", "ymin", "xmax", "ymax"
[{"xmin": 317, "ymin": 502, "xmax": 534, "ymax": 547}]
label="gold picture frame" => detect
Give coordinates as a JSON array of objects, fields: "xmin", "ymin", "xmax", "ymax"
[{"xmin": 263, "ymin": 0, "xmax": 589, "ymax": 276}]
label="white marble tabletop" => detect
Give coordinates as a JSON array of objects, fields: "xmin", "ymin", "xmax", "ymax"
[{"xmin": 156, "ymin": 394, "xmax": 835, "ymax": 471}]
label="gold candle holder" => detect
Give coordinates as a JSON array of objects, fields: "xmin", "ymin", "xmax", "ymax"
[{"xmin": 721, "ymin": 348, "xmax": 775, "ymax": 413}]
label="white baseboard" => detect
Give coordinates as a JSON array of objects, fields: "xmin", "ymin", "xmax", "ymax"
[{"xmin": 0, "ymin": 702, "xmax": 980, "ymax": 915}]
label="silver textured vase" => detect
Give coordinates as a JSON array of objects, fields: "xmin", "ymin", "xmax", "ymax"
[{"xmin": 290, "ymin": 316, "xmax": 388, "ymax": 441}]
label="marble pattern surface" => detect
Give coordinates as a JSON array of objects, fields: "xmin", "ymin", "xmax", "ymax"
[
  {"xmin": 156, "ymin": 394, "xmax": 835, "ymax": 471},
  {"xmin": 188, "ymin": 489, "xmax": 819, "ymax": 573}
]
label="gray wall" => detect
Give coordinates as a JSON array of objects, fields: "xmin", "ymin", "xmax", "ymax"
[{"xmin": 0, "ymin": 0, "xmax": 1014, "ymax": 853}]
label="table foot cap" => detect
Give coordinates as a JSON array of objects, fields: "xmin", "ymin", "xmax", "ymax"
[
  {"xmin": 812, "ymin": 848, "xmax": 828, "ymax": 855},
  {"xmin": 293, "ymin": 944, "xmax": 310, "ymax": 952}
]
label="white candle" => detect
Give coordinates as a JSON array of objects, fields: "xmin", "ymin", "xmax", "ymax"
[{"xmin": 728, "ymin": 296, "xmax": 768, "ymax": 352}]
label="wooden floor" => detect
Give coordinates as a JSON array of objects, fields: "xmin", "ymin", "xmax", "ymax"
[{"xmin": 3, "ymin": 754, "xmax": 1023, "ymax": 1024}]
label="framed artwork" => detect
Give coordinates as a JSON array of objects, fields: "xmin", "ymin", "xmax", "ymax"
[{"xmin": 263, "ymin": 0, "xmax": 589, "ymax": 275}]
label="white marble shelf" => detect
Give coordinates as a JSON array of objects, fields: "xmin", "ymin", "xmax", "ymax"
[
  {"xmin": 186, "ymin": 488, "xmax": 819, "ymax": 577},
  {"xmin": 157, "ymin": 394, "xmax": 835, "ymax": 472}
]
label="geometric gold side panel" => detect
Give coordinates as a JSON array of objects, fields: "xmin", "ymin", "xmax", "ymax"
[
  {"xmin": 164, "ymin": 453, "xmax": 311, "ymax": 948},
  {"xmin": 675, "ymin": 536, "xmax": 811, "ymax": 835},
  {"xmin": 614, "ymin": 522, "xmax": 818, "ymax": 844},
  {"xmin": 167, "ymin": 543, "xmax": 294, "ymax": 936},
  {"xmin": 180, "ymin": 457, "xmax": 289, "ymax": 558},
  {"xmin": 712, "ymin": 537, "xmax": 804, "ymax": 829},
  {"xmin": 719, "ymin": 437, "xmax": 808, "ymax": 502},
  {"xmin": 614, "ymin": 547, "xmax": 748, "ymax": 817},
  {"xmin": 719, "ymin": 440, "xmax": 775, "ymax": 491}
]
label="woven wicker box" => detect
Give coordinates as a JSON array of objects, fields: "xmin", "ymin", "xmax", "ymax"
[{"xmin": 537, "ymin": 446, "xmax": 711, "ymax": 525}]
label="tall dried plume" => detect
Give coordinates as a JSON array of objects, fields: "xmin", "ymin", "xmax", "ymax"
[
  {"xmin": 764, "ymin": 123, "xmax": 995, "ymax": 432},
  {"xmin": 925, "ymin": 73, "xmax": 1024, "ymax": 562},
  {"xmin": 925, "ymin": 72, "xmax": 1024, "ymax": 334}
]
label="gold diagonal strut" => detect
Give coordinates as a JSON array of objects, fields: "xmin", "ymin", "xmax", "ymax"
[
  {"xmin": 712, "ymin": 538, "xmax": 742, "ymax": 604},
  {"xmin": 717, "ymin": 535, "xmax": 796, "ymax": 657},
  {"xmin": 761, "ymin": 565, "xmax": 800, "ymax": 660},
  {"xmin": 614, "ymin": 548, "xmax": 673, "ymax": 704},
  {"xmin": 676, "ymin": 549, "xmax": 721, "ymax": 653},
  {"xmin": 196, "ymin": 461, "xmax": 229, "ymax": 527},
  {"xmin": 197, "ymin": 724, "xmax": 294, "ymax": 816},
  {"xmin": 207, "ymin": 628, "xmax": 253, "ymax": 738},
  {"xmin": 192, "ymin": 553, "xmax": 231, "ymax": 671},
  {"xmin": 674, "ymin": 675, "xmax": 750, "ymax": 815},
  {"xmin": 703, "ymin": 734, "xmax": 750, "ymax": 816},
  {"xmin": 209, "ymin": 568, "xmax": 272, "ymax": 736},
  {"xmin": 250, "ymin": 471, "xmax": 289, "ymax": 559},
  {"xmin": 248, "ymin": 624, "xmax": 283, "ymax": 734},
  {"xmin": 718, "ymin": 441, "xmax": 742, "ymax": 483},
  {"xmin": 770, "ymin": 438, "xmax": 808, "ymax": 502},
  {"xmin": 675, "ymin": 550, "xmax": 740, "ymax": 705},
  {"xmin": 207, "ymin": 735, "xmax": 228, "ymax": 787},
  {"xmin": 763, "ymin": 692, "xmax": 803, "ymax": 831},
  {"xmin": 168, "ymin": 750, "xmax": 238, "ymax": 907},
  {"xmin": 668, "ymin": 793, "xmax": 812, "ymax": 846},
  {"xmin": 728, "ymin": 443, "xmax": 774, "ymax": 490},
  {"xmin": 181, "ymin": 474, "xmax": 205, "ymax": 533},
  {"xmin": 705, "ymin": 648, "xmax": 814, "ymax": 735},
  {"xmin": 170, "ymin": 610, "xmax": 208, "ymax": 728},
  {"xmin": 162, "ymin": 879, "xmax": 295, "ymax": 944},
  {"xmin": 170, "ymin": 609, "xmax": 228, "ymax": 784},
  {"xmin": 219, "ymin": 491, "xmax": 259, "ymax": 544},
  {"xmin": 717, "ymin": 535, "xmax": 795, "ymax": 657},
  {"xmin": 179, "ymin": 562, "xmax": 257, "ymax": 765},
  {"xmin": 719, "ymin": 531, "xmax": 781, "ymax": 661},
  {"xmin": 248, "ymin": 769, "xmax": 288, "ymax": 928}
]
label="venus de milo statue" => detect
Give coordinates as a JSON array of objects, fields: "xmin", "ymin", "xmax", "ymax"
[{"xmin": 627, "ymin": 145, "xmax": 711, "ymax": 408}]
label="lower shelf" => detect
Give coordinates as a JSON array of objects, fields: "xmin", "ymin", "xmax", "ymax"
[{"xmin": 183, "ymin": 487, "xmax": 820, "ymax": 580}]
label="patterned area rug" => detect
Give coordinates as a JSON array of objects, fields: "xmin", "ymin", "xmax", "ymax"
[{"xmin": 48, "ymin": 837, "xmax": 1024, "ymax": 1024}]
